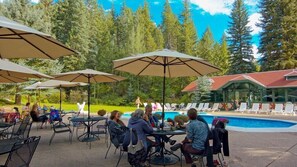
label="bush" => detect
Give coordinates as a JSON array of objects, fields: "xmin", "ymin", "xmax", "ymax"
[
  {"xmin": 174, "ymin": 115, "xmax": 189, "ymax": 126},
  {"xmin": 97, "ymin": 109, "xmax": 107, "ymax": 116}
]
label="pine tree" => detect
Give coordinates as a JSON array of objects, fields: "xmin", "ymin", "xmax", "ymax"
[
  {"xmin": 257, "ymin": 0, "xmax": 282, "ymax": 71},
  {"xmin": 52, "ymin": 0, "xmax": 89, "ymax": 72},
  {"xmin": 180, "ymin": 0, "xmax": 198, "ymax": 55},
  {"xmin": 193, "ymin": 76, "xmax": 212, "ymax": 103},
  {"xmin": 161, "ymin": 0, "xmax": 181, "ymax": 50},
  {"xmin": 218, "ymin": 34, "xmax": 230, "ymax": 75},
  {"xmin": 227, "ymin": 0, "xmax": 255, "ymax": 74},
  {"xmin": 197, "ymin": 27, "xmax": 215, "ymax": 62},
  {"xmin": 278, "ymin": 0, "xmax": 297, "ymax": 69}
]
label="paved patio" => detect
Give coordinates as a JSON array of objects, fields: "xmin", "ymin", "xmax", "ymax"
[{"xmin": 1, "ymin": 112, "xmax": 297, "ymax": 167}]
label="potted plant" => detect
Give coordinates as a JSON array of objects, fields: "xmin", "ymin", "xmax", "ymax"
[{"xmin": 97, "ymin": 109, "xmax": 107, "ymax": 116}]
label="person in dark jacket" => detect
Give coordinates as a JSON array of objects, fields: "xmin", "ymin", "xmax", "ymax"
[
  {"xmin": 30, "ymin": 103, "xmax": 48, "ymax": 129},
  {"xmin": 108, "ymin": 110, "xmax": 127, "ymax": 147}
]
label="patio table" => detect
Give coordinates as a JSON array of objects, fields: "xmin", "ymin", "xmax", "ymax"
[
  {"xmin": 71, "ymin": 116, "xmax": 106, "ymax": 142},
  {"xmin": 0, "ymin": 138, "xmax": 22, "ymax": 155},
  {"xmin": 150, "ymin": 129, "xmax": 186, "ymax": 166}
]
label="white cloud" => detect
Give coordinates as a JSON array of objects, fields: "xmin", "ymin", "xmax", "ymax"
[
  {"xmin": 153, "ymin": 1, "xmax": 160, "ymax": 5},
  {"xmin": 31, "ymin": 0, "xmax": 39, "ymax": 3},
  {"xmin": 190, "ymin": 0, "xmax": 234, "ymax": 15},
  {"xmin": 252, "ymin": 44, "xmax": 261, "ymax": 59},
  {"xmin": 248, "ymin": 13, "xmax": 261, "ymax": 35},
  {"xmin": 190, "ymin": 0, "xmax": 259, "ymax": 15}
]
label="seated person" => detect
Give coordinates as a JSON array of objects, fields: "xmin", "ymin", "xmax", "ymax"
[
  {"xmin": 123, "ymin": 109, "xmax": 154, "ymax": 166},
  {"xmin": 30, "ymin": 103, "xmax": 49, "ymax": 129},
  {"xmin": 145, "ymin": 105, "xmax": 176, "ymax": 154},
  {"xmin": 170, "ymin": 108, "xmax": 209, "ymax": 165},
  {"xmin": 21, "ymin": 102, "xmax": 30, "ymax": 120},
  {"xmin": 108, "ymin": 110, "xmax": 127, "ymax": 147}
]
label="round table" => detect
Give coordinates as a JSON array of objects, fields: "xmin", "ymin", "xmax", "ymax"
[
  {"xmin": 150, "ymin": 129, "xmax": 186, "ymax": 166},
  {"xmin": 71, "ymin": 116, "xmax": 107, "ymax": 143}
]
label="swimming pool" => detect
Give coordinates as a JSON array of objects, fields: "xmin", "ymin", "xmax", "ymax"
[{"xmin": 122, "ymin": 111, "xmax": 297, "ymax": 132}]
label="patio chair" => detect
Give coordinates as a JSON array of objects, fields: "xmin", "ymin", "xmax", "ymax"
[
  {"xmin": 151, "ymin": 103, "xmax": 157, "ymax": 111},
  {"xmin": 171, "ymin": 103, "xmax": 177, "ymax": 110},
  {"xmin": 77, "ymin": 102, "xmax": 87, "ymax": 116},
  {"xmin": 179, "ymin": 103, "xmax": 185, "ymax": 110},
  {"xmin": 283, "ymin": 103, "xmax": 295, "ymax": 116},
  {"xmin": 156, "ymin": 103, "xmax": 163, "ymax": 111},
  {"xmin": 91, "ymin": 117, "xmax": 108, "ymax": 147},
  {"xmin": 196, "ymin": 103, "xmax": 204, "ymax": 111},
  {"xmin": 248, "ymin": 103, "xmax": 260, "ymax": 114},
  {"xmin": 235, "ymin": 103, "xmax": 247, "ymax": 113},
  {"xmin": 201, "ymin": 103, "xmax": 210, "ymax": 112},
  {"xmin": 143, "ymin": 103, "xmax": 148, "ymax": 107},
  {"xmin": 9, "ymin": 119, "xmax": 31, "ymax": 139},
  {"xmin": 209, "ymin": 103, "xmax": 220, "ymax": 112},
  {"xmin": 2, "ymin": 136, "xmax": 41, "ymax": 167},
  {"xmin": 258, "ymin": 103, "xmax": 270, "ymax": 114},
  {"xmin": 105, "ymin": 121, "xmax": 128, "ymax": 167},
  {"xmin": 165, "ymin": 103, "xmax": 172, "ymax": 110},
  {"xmin": 49, "ymin": 121, "xmax": 72, "ymax": 145},
  {"xmin": 271, "ymin": 103, "xmax": 284, "ymax": 115},
  {"xmin": 184, "ymin": 103, "xmax": 192, "ymax": 110}
]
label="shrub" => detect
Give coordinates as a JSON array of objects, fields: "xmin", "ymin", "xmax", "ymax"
[
  {"xmin": 174, "ymin": 115, "xmax": 189, "ymax": 126},
  {"xmin": 97, "ymin": 109, "xmax": 107, "ymax": 116}
]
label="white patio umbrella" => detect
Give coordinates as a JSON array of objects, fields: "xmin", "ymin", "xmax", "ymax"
[
  {"xmin": 53, "ymin": 69, "xmax": 125, "ymax": 142},
  {"xmin": 0, "ymin": 16, "xmax": 76, "ymax": 59},
  {"xmin": 113, "ymin": 49, "xmax": 220, "ymax": 128},
  {"xmin": 53, "ymin": 69, "xmax": 125, "ymax": 118},
  {"xmin": 36, "ymin": 80, "xmax": 87, "ymax": 111},
  {"xmin": 0, "ymin": 59, "xmax": 52, "ymax": 83}
]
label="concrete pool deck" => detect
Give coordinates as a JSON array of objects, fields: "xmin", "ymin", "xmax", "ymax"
[{"xmin": 1, "ymin": 111, "xmax": 297, "ymax": 167}]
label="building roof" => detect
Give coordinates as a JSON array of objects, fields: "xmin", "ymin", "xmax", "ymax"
[{"xmin": 182, "ymin": 69, "xmax": 297, "ymax": 92}]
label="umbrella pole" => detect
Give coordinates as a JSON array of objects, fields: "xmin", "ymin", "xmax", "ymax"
[
  {"xmin": 162, "ymin": 65, "xmax": 166, "ymax": 131},
  {"xmin": 87, "ymin": 76, "xmax": 91, "ymax": 139},
  {"xmin": 60, "ymin": 86, "xmax": 62, "ymax": 112}
]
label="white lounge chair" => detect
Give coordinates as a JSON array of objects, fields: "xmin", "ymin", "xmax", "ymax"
[
  {"xmin": 184, "ymin": 103, "xmax": 192, "ymax": 110},
  {"xmin": 283, "ymin": 103, "xmax": 295, "ymax": 116},
  {"xmin": 165, "ymin": 103, "xmax": 172, "ymax": 110},
  {"xmin": 209, "ymin": 103, "xmax": 220, "ymax": 112},
  {"xmin": 151, "ymin": 103, "xmax": 157, "ymax": 111},
  {"xmin": 235, "ymin": 103, "xmax": 247, "ymax": 113},
  {"xmin": 271, "ymin": 103, "xmax": 284, "ymax": 115},
  {"xmin": 201, "ymin": 103, "xmax": 210, "ymax": 111},
  {"xmin": 191, "ymin": 103, "xmax": 198, "ymax": 109},
  {"xmin": 171, "ymin": 103, "xmax": 177, "ymax": 110},
  {"xmin": 248, "ymin": 103, "xmax": 260, "ymax": 114},
  {"xmin": 77, "ymin": 102, "xmax": 87, "ymax": 116},
  {"xmin": 259, "ymin": 103, "xmax": 270, "ymax": 114},
  {"xmin": 143, "ymin": 103, "xmax": 148, "ymax": 107},
  {"xmin": 156, "ymin": 103, "xmax": 163, "ymax": 111},
  {"xmin": 196, "ymin": 103, "xmax": 204, "ymax": 111}
]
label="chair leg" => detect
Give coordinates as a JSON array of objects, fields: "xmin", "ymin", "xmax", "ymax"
[
  {"xmin": 49, "ymin": 132, "xmax": 55, "ymax": 145},
  {"xmin": 116, "ymin": 150, "xmax": 124, "ymax": 167},
  {"xmin": 105, "ymin": 142, "xmax": 112, "ymax": 159},
  {"xmin": 69, "ymin": 131, "xmax": 73, "ymax": 144},
  {"xmin": 217, "ymin": 153, "xmax": 224, "ymax": 167}
]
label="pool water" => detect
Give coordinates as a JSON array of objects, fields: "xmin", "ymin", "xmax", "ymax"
[{"xmin": 122, "ymin": 112, "xmax": 296, "ymax": 128}]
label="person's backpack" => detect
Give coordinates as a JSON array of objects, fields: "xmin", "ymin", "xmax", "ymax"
[
  {"xmin": 127, "ymin": 128, "xmax": 147, "ymax": 165},
  {"xmin": 50, "ymin": 109, "xmax": 61, "ymax": 123}
]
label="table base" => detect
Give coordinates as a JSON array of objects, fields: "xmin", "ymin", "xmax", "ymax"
[{"xmin": 150, "ymin": 155, "xmax": 179, "ymax": 165}]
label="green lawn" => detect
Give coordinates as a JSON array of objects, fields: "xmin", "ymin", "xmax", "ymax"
[{"xmin": 4, "ymin": 103, "xmax": 139, "ymax": 114}]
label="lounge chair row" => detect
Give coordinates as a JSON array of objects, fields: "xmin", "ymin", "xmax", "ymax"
[{"xmin": 236, "ymin": 102, "xmax": 296, "ymax": 115}]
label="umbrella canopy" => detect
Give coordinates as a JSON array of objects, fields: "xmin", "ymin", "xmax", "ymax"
[
  {"xmin": 113, "ymin": 49, "xmax": 220, "ymax": 77},
  {"xmin": 24, "ymin": 81, "xmax": 48, "ymax": 90},
  {"xmin": 53, "ymin": 69, "xmax": 125, "ymax": 141},
  {"xmin": 0, "ymin": 16, "xmax": 76, "ymax": 59},
  {"xmin": 113, "ymin": 49, "xmax": 220, "ymax": 129},
  {"xmin": 0, "ymin": 59, "xmax": 52, "ymax": 83},
  {"xmin": 37, "ymin": 80, "xmax": 88, "ymax": 111},
  {"xmin": 53, "ymin": 69, "xmax": 125, "ymax": 118}
]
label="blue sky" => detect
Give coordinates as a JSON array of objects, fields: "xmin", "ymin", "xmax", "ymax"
[{"xmin": 29, "ymin": 0, "xmax": 261, "ymax": 58}]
